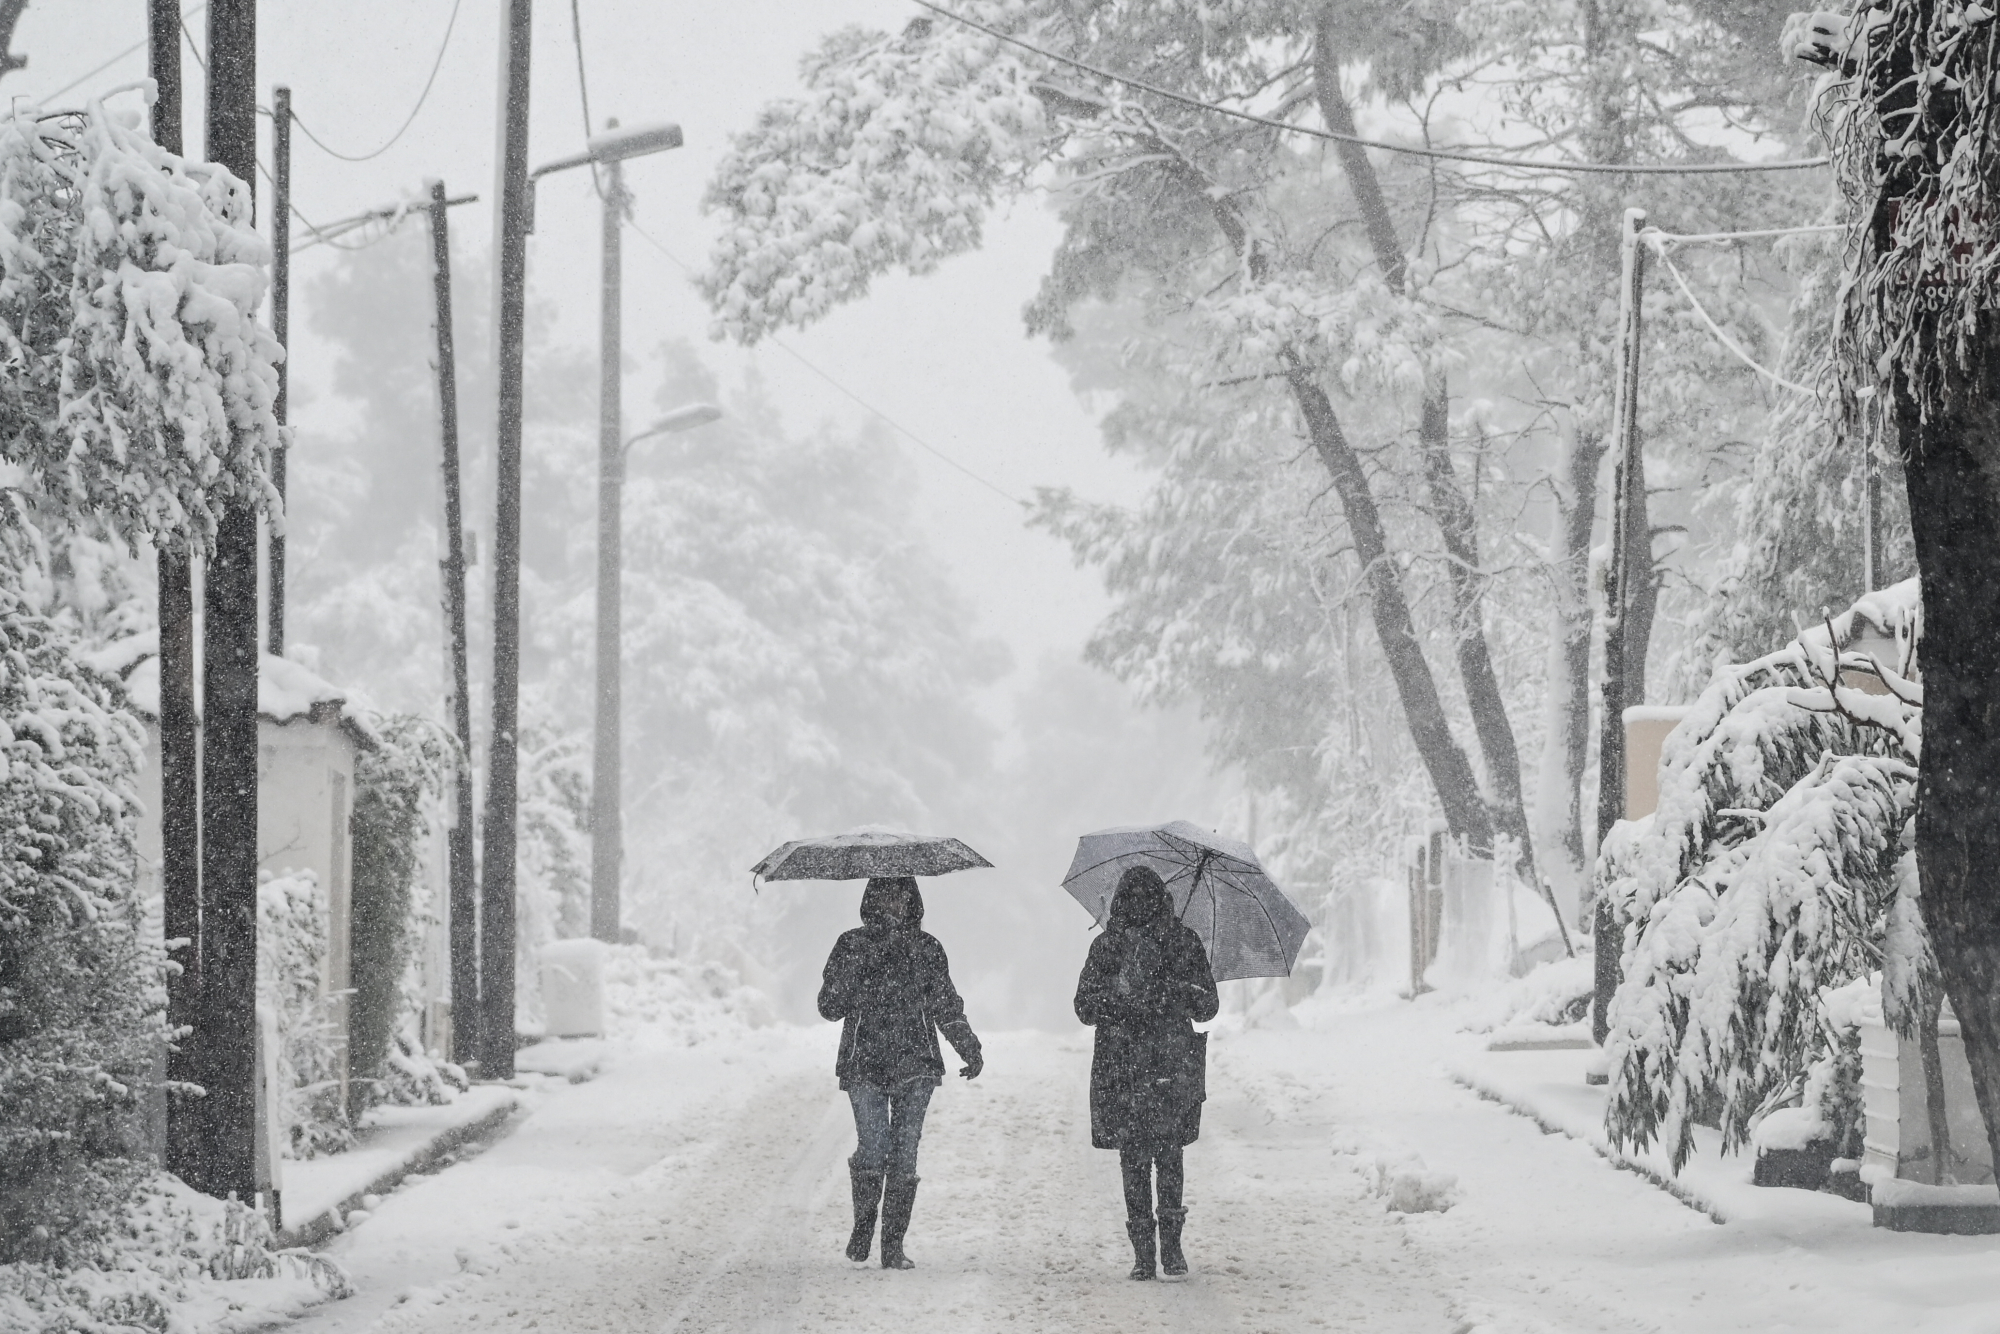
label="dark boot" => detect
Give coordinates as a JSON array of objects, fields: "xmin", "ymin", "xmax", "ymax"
[
  {"xmin": 1125, "ymin": 1216, "xmax": 1158, "ymax": 1280},
  {"xmin": 846, "ymin": 1165, "xmax": 884, "ymax": 1262},
  {"xmin": 1157, "ymin": 1206, "xmax": 1187, "ymax": 1276},
  {"xmin": 879, "ymin": 1174, "xmax": 919, "ymax": 1270}
]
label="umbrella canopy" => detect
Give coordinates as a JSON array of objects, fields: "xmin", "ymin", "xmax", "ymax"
[
  {"xmin": 1062, "ymin": 820, "xmax": 1311, "ymax": 982},
  {"xmin": 751, "ymin": 825, "xmax": 993, "ymax": 882}
]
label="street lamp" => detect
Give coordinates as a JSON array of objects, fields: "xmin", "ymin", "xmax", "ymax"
[
  {"xmin": 594, "ymin": 403, "xmax": 722, "ymax": 943},
  {"xmin": 528, "ymin": 115, "xmax": 686, "ymax": 946},
  {"xmin": 483, "ymin": 108, "xmax": 685, "ymax": 1076}
]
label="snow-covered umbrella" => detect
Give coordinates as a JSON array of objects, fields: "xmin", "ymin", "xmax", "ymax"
[
  {"xmin": 750, "ymin": 825, "xmax": 993, "ymax": 883},
  {"xmin": 1062, "ymin": 821, "xmax": 1311, "ymax": 982}
]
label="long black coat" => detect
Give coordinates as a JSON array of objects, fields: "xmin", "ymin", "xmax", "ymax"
[
  {"xmin": 818, "ymin": 924, "xmax": 979, "ymax": 1089},
  {"xmin": 1074, "ymin": 919, "xmax": 1219, "ymax": 1150}
]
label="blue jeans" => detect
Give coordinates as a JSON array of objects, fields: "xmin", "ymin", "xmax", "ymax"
[{"xmin": 848, "ymin": 1079, "xmax": 934, "ymax": 1177}]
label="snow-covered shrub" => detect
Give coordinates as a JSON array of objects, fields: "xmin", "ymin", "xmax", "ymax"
[
  {"xmin": 257, "ymin": 871, "xmax": 350, "ymax": 1159},
  {"xmin": 0, "ymin": 98, "xmax": 279, "ymax": 544},
  {"xmin": 1603, "ymin": 581, "xmax": 1925, "ymax": 1169},
  {"xmin": 0, "ymin": 554, "xmax": 160, "ymax": 1264},
  {"xmin": 0, "ymin": 1176, "xmax": 348, "ymax": 1332},
  {"xmin": 1461, "ymin": 954, "xmax": 1594, "ymax": 1034},
  {"xmin": 602, "ymin": 944, "xmax": 775, "ymax": 1047},
  {"xmin": 347, "ymin": 714, "xmax": 453, "ymax": 1114}
]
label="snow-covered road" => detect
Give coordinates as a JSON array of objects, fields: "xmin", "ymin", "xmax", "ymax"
[
  {"xmin": 291, "ymin": 1026, "xmax": 1456, "ymax": 1334},
  {"xmin": 285, "ymin": 997, "xmax": 2000, "ymax": 1334}
]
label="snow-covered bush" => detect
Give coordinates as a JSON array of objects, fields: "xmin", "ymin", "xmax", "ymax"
[
  {"xmin": 0, "ymin": 548, "xmax": 160, "ymax": 1264},
  {"xmin": 1461, "ymin": 954, "xmax": 1595, "ymax": 1034},
  {"xmin": 257, "ymin": 871, "xmax": 350, "ymax": 1159},
  {"xmin": 347, "ymin": 714, "xmax": 455, "ymax": 1113},
  {"xmin": 1603, "ymin": 581, "xmax": 1926, "ymax": 1169},
  {"xmin": 0, "ymin": 1176, "xmax": 347, "ymax": 1332},
  {"xmin": 513, "ymin": 709, "xmax": 592, "ymax": 1034},
  {"xmin": 602, "ymin": 944, "xmax": 775, "ymax": 1047},
  {"xmin": 0, "ymin": 97, "xmax": 279, "ymax": 543}
]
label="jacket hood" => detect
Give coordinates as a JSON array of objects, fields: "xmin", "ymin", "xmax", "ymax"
[
  {"xmin": 860, "ymin": 876, "xmax": 924, "ymax": 929},
  {"xmin": 1107, "ymin": 865, "xmax": 1173, "ymax": 929}
]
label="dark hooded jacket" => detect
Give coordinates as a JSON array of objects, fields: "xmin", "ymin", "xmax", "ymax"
[
  {"xmin": 817, "ymin": 878, "xmax": 981, "ymax": 1089},
  {"xmin": 1074, "ymin": 871, "xmax": 1220, "ymax": 1150}
]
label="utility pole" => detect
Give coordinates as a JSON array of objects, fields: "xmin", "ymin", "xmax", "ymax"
[
  {"xmin": 268, "ymin": 85, "xmax": 290, "ymax": 656},
  {"xmin": 150, "ymin": 0, "xmax": 203, "ymax": 1187},
  {"xmin": 591, "ymin": 145, "xmax": 627, "ymax": 945},
  {"xmin": 1592, "ymin": 207, "xmax": 1648, "ymax": 1050},
  {"xmin": 427, "ymin": 180, "xmax": 481, "ymax": 1070},
  {"xmin": 483, "ymin": 0, "xmax": 534, "ymax": 1081},
  {"xmin": 198, "ymin": 0, "xmax": 262, "ymax": 1203}
]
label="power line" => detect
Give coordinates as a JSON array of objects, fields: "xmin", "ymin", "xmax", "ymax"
[
  {"xmin": 626, "ymin": 218, "xmax": 1028, "ymax": 509},
  {"xmin": 286, "ymin": 0, "xmax": 463, "ymax": 162},
  {"xmin": 567, "ymin": 0, "xmax": 603, "ymax": 195},
  {"xmin": 36, "ymin": 3, "xmax": 207, "ymax": 105},
  {"xmin": 1649, "ymin": 241, "xmax": 1816, "ymax": 395},
  {"xmin": 912, "ymin": 0, "xmax": 1831, "ymax": 177}
]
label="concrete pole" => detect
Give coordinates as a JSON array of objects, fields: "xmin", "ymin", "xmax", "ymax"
[{"xmin": 591, "ymin": 150, "xmax": 627, "ymax": 945}]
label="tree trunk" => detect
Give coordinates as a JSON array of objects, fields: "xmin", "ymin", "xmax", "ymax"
[
  {"xmin": 1284, "ymin": 356, "xmax": 1495, "ymax": 853},
  {"xmin": 1898, "ymin": 344, "xmax": 2000, "ymax": 1181},
  {"xmin": 1534, "ymin": 425, "xmax": 1607, "ymax": 926},
  {"xmin": 1313, "ymin": 20, "xmax": 1539, "ymax": 880}
]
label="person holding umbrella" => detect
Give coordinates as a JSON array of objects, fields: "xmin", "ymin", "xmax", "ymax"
[
  {"xmin": 817, "ymin": 875, "xmax": 983, "ymax": 1270},
  {"xmin": 1073, "ymin": 865, "xmax": 1220, "ymax": 1281}
]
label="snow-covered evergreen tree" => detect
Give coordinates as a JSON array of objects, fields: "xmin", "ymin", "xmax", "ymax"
[
  {"xmin": 0, "ymin": 531, "xmax": 159, "ymax": 1262},
  {"xmin": 1602, "ymin": 580, "xmax": 1927, "ymax": 1168}
]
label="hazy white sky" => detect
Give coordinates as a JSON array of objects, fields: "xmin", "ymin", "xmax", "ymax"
[{"xmin": 23, "ymin": 0, "xmax": 1148, "ymax": 719}]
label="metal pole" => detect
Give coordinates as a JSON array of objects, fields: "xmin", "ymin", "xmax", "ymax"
[
  {"xmin": 199, "ymin": 0, "xmax": 262, "ymax": 1202},
  {"xmin": 268, "ymin": 85, "xmax": 289, "ymax": 656},
  {"xmin": 482, "ymin": 0, "xmax": 533, "ymax": 1080},
  {"xmin": 1864, "ymin": 441, "xmax": 1882, "ymax": 594},
  {"xmin": 591, "ymin": 149, "xmax": 626, "ymax": 945},
  {"xmin": 428, "ymin": 180, "xmax": 481, "ymax": 1071},
  {"xmin": 1591, "ymin": 205, "xmax": 1646, "ymax": 1050},
  {"xmin": 149, "ymin": 0, "xmax": 202, "ymax": 1189}
]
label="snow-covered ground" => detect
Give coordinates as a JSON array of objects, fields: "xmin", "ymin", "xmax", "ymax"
[{"xmin": 279, "ymin": 991, "xmax": 2000, "ymax": 1334}]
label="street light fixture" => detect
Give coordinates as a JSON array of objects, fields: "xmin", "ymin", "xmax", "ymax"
[
  {"xmin": 594, "ymin": 402, "xmax": 723, "ymax": 944},
  {"xmin": 530, "ymin": 114, "xmax": 691, "ymax": 949},
  {"xmin": 484, "ymin": 103, "xmax": 686, "ymax": 1077}
]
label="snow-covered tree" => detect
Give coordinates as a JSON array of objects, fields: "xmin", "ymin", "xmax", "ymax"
[
  {"xmin": 1806, "ymin": 0, "xmax": 2000, "ymax": 1178},
  {"xmin": 0, "ymin": 99, "xmax": 280, "ymax": 545},
  {"xmin": 700, "ymin": 0, "xmax": 1814, "ymax": 937},
  {"xmin": 0, "ymin": 531, "xmax": 160, "ymax": 1262},
  {"xmin": 1602, "ymin": 580, "xmax": 1926, "ymax": 1167}
]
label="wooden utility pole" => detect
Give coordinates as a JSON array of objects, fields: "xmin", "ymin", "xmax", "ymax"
[
  {"xmin": 483, "ymin": 0, "xmax": 534, "ymax": 1080},
  {"xmin": 268, "ymin": 85, "xmax": 290, "ymax": 656},
  {"xmin": 149, "ymin": 0, "xmax": 204, "ymax": 1188},
  {"xmin": 197, "ymin": 0, "xmax": 262, "ymax": 1203},
  {"xmin": 1592, "ymin": 207, "xmax": 1649, "ymax": 1047},
  {"xmin": 427, "ymin": 180, "xmax": 481, "ymax": 1070}
]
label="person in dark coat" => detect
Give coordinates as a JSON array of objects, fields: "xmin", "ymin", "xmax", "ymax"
[
  {"xmin": 1074, "ymin": 865, "xmax": 1219, "ymax": 1280},
  {"xmin": 817, "ymin": 876, "xmax": 982, "ymax": 1270}
]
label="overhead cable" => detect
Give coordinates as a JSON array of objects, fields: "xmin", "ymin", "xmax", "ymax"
[
  {"xmin": 627, "ymin": 218, "xmax": 1029, "ymax": 509},
  {"xmin": 911, "ymin": 0, "xmax": 1830, "ymax": 177},
  {"xmin": 1646, "ymin": 236, "xmax": 1817, "ymax": 395},
  {"xmin": 284, "ymin": 0, "xmax": 463, "ymax": 163},
  {"xmin": 40, "ymin": 3, "xmax": 208, "ymax": 105}
]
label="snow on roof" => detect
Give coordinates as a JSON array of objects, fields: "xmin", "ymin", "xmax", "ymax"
[{"xmin": 90, "ymin": 634, "xmax": 379, "ymax": 747}]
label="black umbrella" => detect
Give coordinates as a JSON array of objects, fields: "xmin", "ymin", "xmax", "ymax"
[
  {"xmin": 750, "ymin": 826, "xmax": 993, "ymax": 883},
  {"xmin": 1062, "ymin": 820, "xmax": 1311, "ymax": 981}
]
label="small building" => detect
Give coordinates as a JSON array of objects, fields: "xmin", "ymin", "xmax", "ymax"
[{"xmin": 86, "ymin": 634, "xmax": 377, "ymax": 1107}]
